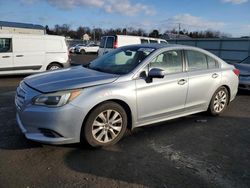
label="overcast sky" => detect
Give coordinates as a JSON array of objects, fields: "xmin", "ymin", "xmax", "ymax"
[{"xmin": 0, "ymin": 0, "xmax": 249, "ymax": 37}]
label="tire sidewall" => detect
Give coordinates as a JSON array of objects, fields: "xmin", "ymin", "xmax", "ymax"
[
  {"xmin": 81, "ymin": 49, "xmax": 86, "ymax": 54},
  {"xmin": 47, "ymin": 63, "xmax": 61, "ymax": 70},
  {"xmin": 83, "ymin": 102, "xmax": 127, "ymax": 147}
]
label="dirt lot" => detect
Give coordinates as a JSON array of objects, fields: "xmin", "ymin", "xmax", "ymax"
[{"xmin": 0, "ymin": 54, "xmax": 250, "ymax": 188}]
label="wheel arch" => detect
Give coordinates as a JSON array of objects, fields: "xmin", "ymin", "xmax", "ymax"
[
  {"xmin": 46, "ymin": 62, "xmax": 63, "ymax": 70},
  {"xmin": 221, "ymin": 85, "xmax": 231, "ymax": 104},
  {"xmin": 80, "ymin": 99, "xmax": 133, "ymax": 139},
  {"xmin": 209, "ymin": 84, "xmax": 231, "ymax": 107}
]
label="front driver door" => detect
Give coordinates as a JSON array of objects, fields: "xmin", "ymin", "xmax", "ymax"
[{"xmin": 135, "ymin": 50, "xmax": 188, "ymax": 123}]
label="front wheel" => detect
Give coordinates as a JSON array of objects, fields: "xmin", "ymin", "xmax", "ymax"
[
  {"xmin": 47, "ymin": 63, "xmax": 62, "ymax": 70},
  {"xmin": 208, "ymin": 86, "xmax": 229, "ymax": 116},
  {"xmin": 83, "ymin": 102, "xmax": 127, "ymax": 147}
]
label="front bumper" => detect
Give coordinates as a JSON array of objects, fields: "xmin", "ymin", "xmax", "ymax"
[{"xmin": 16, "ymin": 103, "xmax": 84, "ymax": 145}]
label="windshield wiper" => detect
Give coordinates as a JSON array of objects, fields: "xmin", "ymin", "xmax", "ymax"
[
  {"xmin": 82, "ymin": 63, "xmax": 90, "ymax": 68},
  {"xmin": 90, "ymin": 67, "xmax": 103, "ymax": 72}
]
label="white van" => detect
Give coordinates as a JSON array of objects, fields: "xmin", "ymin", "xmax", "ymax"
[
  {"xmin": 98, "ymin": 35, "xmax": 167, "ymax": 56},
  {"xmin": 0, "ymin": 34, "xmax": 69, "ymax": 75}
]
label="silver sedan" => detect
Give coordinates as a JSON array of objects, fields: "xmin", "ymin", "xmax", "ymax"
[{"xmin": 15, "ymin": 44, "xmax": 239, "ymax": 147}]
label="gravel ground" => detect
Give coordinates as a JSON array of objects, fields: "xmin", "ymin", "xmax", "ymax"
[{"xmin": 0, "ymin": 54, "xmax": 250, "ymax": 188}]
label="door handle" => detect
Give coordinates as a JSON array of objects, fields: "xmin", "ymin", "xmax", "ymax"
[
  {"xmin": 16, "ymin": 55, "xmax": 24, "ymax": 57},
  {"xmin": 178, "ymin": 79, "xmax": 187, "ymax": 85},
  {"xmin": 2, "ymin": 56, "xmax": 10, "ymax": 58},
  {"xmin": 212, "ymin": 73, "xmax": 219, "ymax": 78}
]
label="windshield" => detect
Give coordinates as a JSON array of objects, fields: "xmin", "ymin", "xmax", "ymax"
[{"xmin": 89, "ymin": 46, "xmax": 155, "ymax": 75}]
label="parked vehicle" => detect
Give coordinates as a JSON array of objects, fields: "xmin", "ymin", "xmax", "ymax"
[
  {"xmin": 15, "ymin": 44, "xmax": 239, "ymax": 147},
  {"xmin": 75, "ymin": 43, "xmax": 99, "ymax": 54},
  {"xmin": 232, "ymin": 56, "xmax": 250, "ymax": 90},
  {"xmin": 98, "ymin": 35, "xmax": 168, "ymax": 56},
  {"xmin": 69, "ymin": 44, "xmax": 85, "ymax": 53},
  {"xmin": 0, "ymin": 34, "xmax": 69, "ymax": 75}
]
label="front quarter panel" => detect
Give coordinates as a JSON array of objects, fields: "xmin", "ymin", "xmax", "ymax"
[{"xmin": 70, "ymin": 79, "xmax": 137, "ymax": 129}]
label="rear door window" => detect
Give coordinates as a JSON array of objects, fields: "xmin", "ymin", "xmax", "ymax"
[
  {"xmin": 141, "ymin": 39, "xmax": 149, "ymax": 44},
  {"xmin": 186, "ymin": 50, "xmax": 208, "ymax": 71},
  {"xmin": 160, "ymin": 40, "xmax": 168, "ymax": 44},
  {"xmin": 149, "ymin": 40, "xmax": 158, "ymax": 43},
  {"xmin": 100, "ymin": 37, "xmax": 106, "ymax": 48},
  {"xmin": 0, "ymin": 38, "xmax": 12, "ymax": 53},
  {"xmin": 106, "ymin": 37, "xmax": 114, "ymax": 49},
  {"xmin": 207, "ymin": 56, "xmax": 219, "ymax": 69}
]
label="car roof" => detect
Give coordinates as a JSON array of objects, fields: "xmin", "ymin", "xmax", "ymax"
[{"xmin": 121, "ymin": 43, "xmax": 190, "ymax": 50}]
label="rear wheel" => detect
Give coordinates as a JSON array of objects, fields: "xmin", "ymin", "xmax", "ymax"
[
  {"xmin": 208, "ymin": 86, "xmax": 229, "ymax": 116},
  {"xmin": 83, "ymin": 102, "xmax": 127, "ymax": 147},
  {"xmin": 47, "ymin": 63, "xmax": 62, "ymax": 70},
  {"xmin": 80, "ymin": 49, "xmax": 86, "ymax": 54}
]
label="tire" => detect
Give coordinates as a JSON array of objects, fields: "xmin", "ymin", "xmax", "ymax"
[
  {"xmin": 208, "ymin": 86, "xmax": 229, "ymax": 116},
  {"xmin": 83, "ymin": 102, "xmax": 128, "ymax": 147},
  {"xmin": 80, "ymin": 49, "xmax": 86, "ymax": 54},
  {"xmin": 47, "ymin": 63, "xmax": 62, "ymax": 71}
]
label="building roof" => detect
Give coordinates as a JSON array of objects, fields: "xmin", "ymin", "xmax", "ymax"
[{"xmin": 0, "ymin": 21, "xmax": 44, "ymax": 30}]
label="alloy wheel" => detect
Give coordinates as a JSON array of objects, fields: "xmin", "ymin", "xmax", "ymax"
[
  {"xmin": 91, "ymin": 110, "xmax": 123, "ymax": 143},
  {"xmin": 213, "ymin": 90, "xmax": 227, "ymax": 113}
]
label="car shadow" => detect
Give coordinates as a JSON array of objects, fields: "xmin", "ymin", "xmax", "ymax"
[
  {"xmin": 62, "ymin": 114, "xmax": 220, "ymax": 187},
  {"xmin": 63, "ymin": 114, "xmax": 250, "ymax": 187}
]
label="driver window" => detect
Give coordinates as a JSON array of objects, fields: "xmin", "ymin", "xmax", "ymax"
[
  {"xmin": 0, "ymin": 38, "xmax": 12, "ymax": 53},
  {"xmin": 149, "ymin": 50, "xmax": 183, "ymax": 74}
]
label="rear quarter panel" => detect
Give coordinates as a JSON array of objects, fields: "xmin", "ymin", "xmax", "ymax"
[{"xmin": 221, "ymin": 67, "xmax": 239, "ymax": 102}]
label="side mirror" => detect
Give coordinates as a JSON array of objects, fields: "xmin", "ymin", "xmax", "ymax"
[{"xmin": 148, "ymin": 68, "xmax": 165, "ymax": 79}]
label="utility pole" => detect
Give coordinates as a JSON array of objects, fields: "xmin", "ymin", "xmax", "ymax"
[
  {"xmin": 178, "ymin": 23, "xmax": 181, "ymax": 39},
  {"xmin": 93, "ymin": 26, "xmax": 95, "ymax": 43}
]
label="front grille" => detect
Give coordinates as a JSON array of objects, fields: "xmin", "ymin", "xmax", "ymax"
[{"xmin": 15, "ymin": 85, "xmax": 27, "ymax": 109}]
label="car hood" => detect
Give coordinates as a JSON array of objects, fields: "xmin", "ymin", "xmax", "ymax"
[
  {"xmin": 234, "ymin": 64, "xmax": 250, "ymax": 76},
  {"xmin": 24, "ymin": 66, "xmax": 118, "ymax": 93}
]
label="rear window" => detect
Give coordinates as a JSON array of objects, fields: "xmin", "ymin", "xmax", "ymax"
[
  {"xmin": 106, "ymin": 37, "xmax": 114, "ymax": 49},
  {"xmin": 141, "ymin": 39, "xmax": 149, "ymax": 44},
  {"xmin": 100, "ymin": 37, "xmax": 106, "ymax": 48}
]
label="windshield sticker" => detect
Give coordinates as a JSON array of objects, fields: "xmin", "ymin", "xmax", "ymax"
[{"xmin": 138, "ymin": 48, "xmax": 155, "ymax": 53}]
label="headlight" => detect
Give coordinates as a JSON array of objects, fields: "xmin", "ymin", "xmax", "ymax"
[{"xmin": 33, "ymin": 89, "xmax": 81, "ymax": 107}]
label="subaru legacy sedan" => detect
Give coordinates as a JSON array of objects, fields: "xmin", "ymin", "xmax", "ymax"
[{"xmin": 15, "ymin": 44, "xmax": 239, "ymax": 147}]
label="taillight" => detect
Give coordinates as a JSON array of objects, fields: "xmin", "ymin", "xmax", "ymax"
[
  {"xmin": 233, "ymin": 69, "xmax": 240, "ymax": 76},
  {"xmin": 114, "ymin": 40, "xmax": 118, "ymax": 49}
]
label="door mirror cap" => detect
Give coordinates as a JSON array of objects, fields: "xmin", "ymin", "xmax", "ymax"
[{"xmin": 148, "ymin": 68, "xmax": 165, "ymax": 79}]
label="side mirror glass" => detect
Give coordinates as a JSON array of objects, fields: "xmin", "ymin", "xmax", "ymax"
[{"xmin": 148, "ymin": 68, "xmax": 165, "ymax": 79}]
